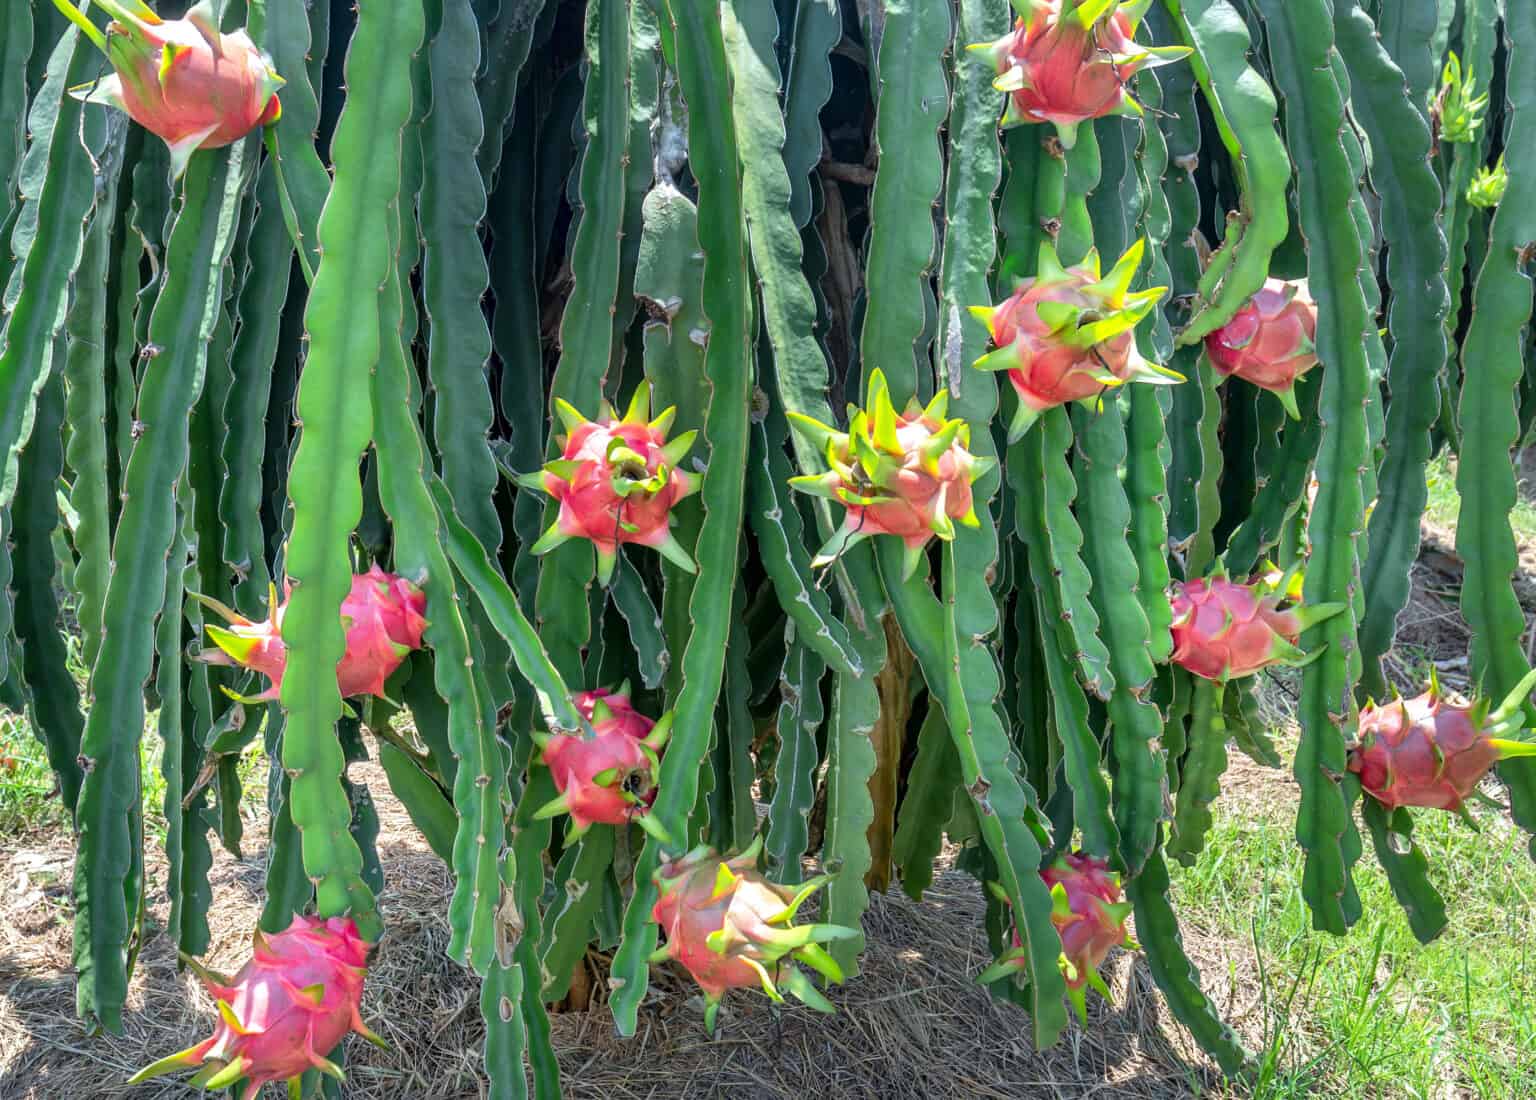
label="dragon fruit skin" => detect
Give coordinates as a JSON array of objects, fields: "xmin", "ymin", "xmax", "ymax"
[
  {"xmin": 53, "ymin": 0, "xmax": 284, "ymax": 179},
  {"xmin": 519, "ymin": 383, "xmax": 699, "ymax": 586},
  {"xmin": 649, "ymin": 838, "xmax": 858, "ymax": 1033},
  {"xmin": 970, "ymin": 0, "xmax": 1190, "ymax": 149},
  {"xmin": 1349, "ymin": 669, "xmax": 1536, "ymax": 813},
  {"xmin": 199, "ymin": 565, "xmax": 428, "ymax": 702},
  {"xmin": 534, "ymin": 687, "xmax": 672, "ymax": 840},
  {"xmin": 971, "ymin": 240, "xmax": 1182, "ymax": 441},
  {"xmin": 1168, "ymin": 571, "xmax": 1343, "ymax": 682},
  {"xmin": 1203, "ymin": 279, "xmax": 1319, "ymax": 419},
  {"xmin": 128, "ymin": 915, "xmax": 384, "ymax": 1100},
  {"xmin": 979, "ymin": 853, "xmax": 1135, "ymax": 1022},
  {"xmin": 786, "ymin": 368, "xmax": 995, "ymax": 581}
]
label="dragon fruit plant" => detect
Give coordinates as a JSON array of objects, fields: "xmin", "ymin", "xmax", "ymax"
[
  {"xmin": 129, "ymin": 916, "xmax": 384, "ymax": 1100},
  {"xmin": 649, "ymin": 838, "xmax": 859, "ymax": 1034},
  {"xmin": 980, "ymin": 853, "xmax": 1136, "ymax": 1022},
  {"xmin": 968, "ymin": 0, "xmax": 1191, "ymax": 148},
  {"xmin": 533, "ymin": 686, "xmax": 672, "ymax": 841},
  {"xmin": 196, "ymin": 564, "xmax": 428, "ymax": 702},
  {"xmin": 1202, "ymin": 279, "xmax": 1320, "ymax": 418},
  {"xmin": 1169, "ymin": 565, "xmax": 1344, "ymax": 682},
  {"xmin": 971, "ymin": 239, "xmax": 1183, "ymax": 440},
  {"xmin": 786, "ymin": 368, "xmax": 994, "ymax": 580},
  {"xmin": 1349, "ymin": 668, "xmax": 1536, "ymax": 814},
  {"xmin": 51, "ymin": 0, "xmax": 284, "ymax": 178},
  {"xmin": 519, "ymin": 383, "xmax": 698, "ymax": 586}
]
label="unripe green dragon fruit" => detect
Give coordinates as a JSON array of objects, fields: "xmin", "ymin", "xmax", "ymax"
[
  {"xmin": 1349, "ymin": 668, "xmax": 1536, "ymax": 814},
  {"xmin": 1169, "ymin": 565, "xmax": 1343, "ymax": 682},
  {"xmin": 1203, "ymin": 279, "xmax": 1319, "ymax": 418},
  {"xmin": 195, "ymin": 564, "xmax": 428, "ymax": 703},
  {"xmin": 786, "ymin": 368, "xmax": 994, "ymax": 580},
  {"xmin": 980, "ymin": 853, "xmax": 1136, "ymax": 1023},
  {"xmin": 129, "ymin": 915, "xmax": 384, "ymax": 1100},
  {"xmin": 518, "ymin": 383, "xmax": 698, "ymax": 586},
  {"xmin": 532, "ymin": 686, "xmax": 672, "ymax": 842},
  {"xmin": 968, "ymin": 0, "xmax": 1190, "ymax": 149},
  {"xmin": 649, "ymin": 837, "xmax": 859, "ymax": 1034},
  {"xmin": 52, "ymin": 0, "xmax": 285, "ymax": 179},
  {"xmin": 971, "ymin": 239, "xmax": 1182, "ymax": 441}
]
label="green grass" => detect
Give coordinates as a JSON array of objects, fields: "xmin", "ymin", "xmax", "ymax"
[
  {"xmin": 1169, "ymin": 792, "xmax": 1536, "ymax": 1098},
  {"xmin": 1424, "ymin": 452, "xmax": 1536, "ymax": 545}
]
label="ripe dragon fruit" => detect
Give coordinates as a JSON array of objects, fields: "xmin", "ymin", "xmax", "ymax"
[
  {"xmin": 1348, "ymin": 668, "xmax": 1536, "ymax": 814},
  {"xmin": 968, "ymin": 0, "xmax": 1191, "ymax": 149},
  {"xmin": 519, "ymin": 383, "xmax": 698, "ymax": 586},
  {"xmin": 1202, "ymin": 279, "xmax": 1319, "ymax": 419},
  {"xmin": 196, "ymin": 565, "xmax": 428, "ymax": 702},
  {"xmin": 980, "ymin": 853, "xmax": 1136, "ymax": 1022},
  {"xmin": 786, "ymin": 368, "xmax": 994, "ymax": 580},
  {"xmin": 533, "ymin": 686, "xmax": 672, "ymax": 841},
  {"xmin": 971, "ymin": 239, "xmax": 1182, "ymax": 441},
  {"xmin": 52, "ymin": 0, "xmax": 285, "ymax": 179},
  {"xmin": 1169, "ymin": 566, "xmax": 1343, "ymax": 682},
  {"xmin": 649, "ymin": 837, "xmax": 859, "ymax": 1034},
  {"xmin": 129, "ymin": 915, "xmax": 384, "ymax": 1100}
]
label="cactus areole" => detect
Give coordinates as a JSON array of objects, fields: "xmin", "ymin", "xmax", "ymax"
[
  {"xmin": 196, "ymin": 564, "xmax": 428, "ymax": 702},
  {"xmin": 649, "ymin": 838, "xmax": 858, "ymax": 1033},
  {"xmin": 1202, "ymin": 279, "xmax": 1320, "ymax": 418},
  {"xmin": 129, "ymin": 916, "xmax": 384, "ymax": 1100},
  {"xmin": 981, "ymin": 853, "xmax": 1135, "ymax": 1022},
  {"xmin": 533, "ymin": 687, "xmax": 672, "ymax": 841},
  {"xmin": 519, "ymin": 383, "xmax": 699, "ymax": 586},
  {"xmin": 53, "ymin": 0, "xmax": 284, "ymax": 178},
  {"xmin": 786, "ymin": 368, "xmax": 995, "ymax": 580},
  {"xmin": 969, "ymin": 0, "xmax": 1191, "ymax": 148},
  {"xmin": 1348, "ymin": 669, "xmax": 1536, "ymax": 813},
  {"xmin": 972, "ymin": 240, "xmax": 1183, "ymax": 441},
  {"xmin": 1169, "ymin": 569, "xmax": 1343, "ymax": 682}
]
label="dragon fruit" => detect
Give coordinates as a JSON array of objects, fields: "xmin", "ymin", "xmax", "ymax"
[
  {"xmin": 1169, "ymin": 567, "xmax": 1343, "ymax": 682},
  {"xmin": 1203, "ymin": 279, "xmax": 1319, "ymax": 419},
  {"xmin": 519, "ymin": 383, "xmax": 698, "ymax": 586},
  {"xmin": 649, "ymin": 837, "xmax": 859, "ymax": 1033},
  {"xmin": 968, "ymin": 0, "xmax": 1191, "ymax": 149},
  {"xmin": 197, "ymin": 565, "xmax": 428, "ymax": 702},
  {"xmin": 786, "ymin": 368, "xmax": 994, "ymax": 580},
  {"xmin": 533, "ymin": 686, "xmax": 672, "ymax": 841},
  {"xmin": 129, "ymin": 915, "xmax": 384, "ymax": 1100},
  {"xmin": 1349, "ymin": 669, "xmax": 1536, "ymax": 813},
  {"xmin": 980, "ymin": 853, "xmax": 1136, "ymax": 1022},
  {"xmin": 971, "ymin": 239, "xmax": 1182, "ymax": 441},
  {"xmin": 52, "ymin": 0, "xmax": 284, "ymax": 179}
]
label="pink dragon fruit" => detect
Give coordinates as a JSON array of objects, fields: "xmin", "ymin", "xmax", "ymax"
[
  {"xmin": 129, "ymin": 915, "xmax": 384, "ymax": 1099},
  {"xmin": 52, "ymin": 0, "xmax": 285, "ymax": 179},
  {"xmin": 1203, "ymin": 279, "xmax": 1319, "ymax": 419},
  {"xmin": 649, "ymin": 837, "xmax": 858, "ymax": 1033},
  {"xmin": 971, "ymin": 239, "xmax": 1183, "ymax": 441},
  {"xmin": 519, "ymin": 383, "xmax": 698, "ymax": 586},
  {"xmin": 533, "ymin": 686, "xmax": 672, "ymax": 841},
  {"xmin": 197, "ymin": 565, "xmax": 428, "ymax": 702},
  {"xmin": 1169, "ymin": 568, "xmax": 1343, "ymax": 682},
  {"xmin": 786, "ymin": 368, "xmax": 995, "ymax": 580},
  {"xmin": 1349, "ymin": 669, "xmax": 1536, "ymax": 813},
  {"xmin": 969, "ymin": 0, "xmax": 1190, "ymax": 148},
  {"xmin": 980, "ymin": 853, "xmax": 1136, "ymax": 1022}
]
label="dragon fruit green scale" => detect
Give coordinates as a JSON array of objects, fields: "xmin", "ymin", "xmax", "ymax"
[
  {"xmin": 52, "ymin": 0, "xmax": 285, "ymax": 179},
  {"xmin": 969, "ymin": 0, "xmax": 1191, "ymax": 149},
  {"xmin": 971, "ymin": 239, "xmax": 1183, "ymax": 442},
  {"xmin": 649, "ymin": 837, "xmax": 859, "ymax": 1034},
  {"xmin": 518, "ymin": 382, "xmax": 699, "ymax": 587},
  {"xmin": 786, "ymin": 368, "xmax": 995, "ymax": 581},
  {"xmin": 1348, "ymin": 668, "xmax": 1536, "ymax": 814},
  {"xmin": 128, "ymin": 915, "xmax": 384, "ymax": 1100}
]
